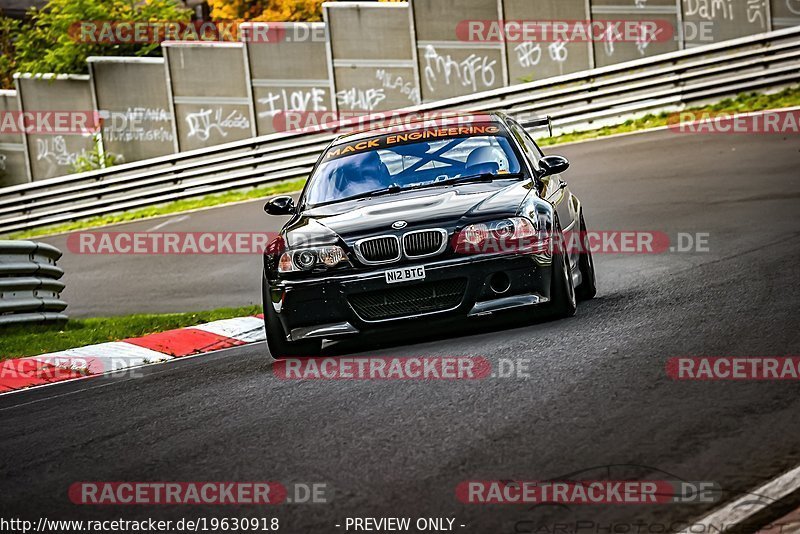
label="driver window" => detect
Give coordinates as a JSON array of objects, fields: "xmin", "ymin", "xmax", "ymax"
[
  {"xmin": 509, "ymin": 120, "xmax": 557, "ymax": 195},
  {"xmin": 509, "ymin": 121, "xmax": 543, "ymax": 170}
]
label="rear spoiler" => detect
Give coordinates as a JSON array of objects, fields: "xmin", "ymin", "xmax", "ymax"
[{"xmin": 518, "ymin": 116, "xmax": 553, "ymax": 137}]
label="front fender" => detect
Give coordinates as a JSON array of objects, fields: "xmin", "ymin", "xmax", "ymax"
[{"xmin": 518, "ymin": 192, "xmax": 556, "ymax": 234}]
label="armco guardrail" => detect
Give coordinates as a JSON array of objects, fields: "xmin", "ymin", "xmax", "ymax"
[
  {"xmin": 0, "ymin": 26, "xmax": 799, "ymax": 236},
  {"xmin": 0, "ymin": 240, "xmax": 67, "ymax": 326}
]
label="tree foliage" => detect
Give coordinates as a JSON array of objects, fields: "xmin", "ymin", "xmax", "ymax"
[
  {"xmin": 207, "ymin": 0, "xmax": 327, "ymax": 22},
  {"xmin": 0, "ymin": 14, "xmax": 19, "ymax": 89},
  {"xmin": 206, "ymin": 0, "xmax": 404, "ymax": 22},
  {"xmin": 72, "ymin": 135, "xmax": 120, "ymax": 173},
  {"xmin": 0, "ymin": 0, "xmax": 190, "ymax": 86}
]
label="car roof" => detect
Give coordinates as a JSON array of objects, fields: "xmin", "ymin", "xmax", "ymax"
[{"xmin": 329, "ymin": 111, "xmax": 509, "ymax": 146}]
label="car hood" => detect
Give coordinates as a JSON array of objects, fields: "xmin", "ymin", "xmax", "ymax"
[{"xmin": 283, "ymin": 180, "xmax": 534, "ymax": 247}]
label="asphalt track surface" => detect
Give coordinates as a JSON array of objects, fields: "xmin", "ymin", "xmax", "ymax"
[{"xmin": 1, "ymin": 128, "xmax": 799, "ymax": 533}]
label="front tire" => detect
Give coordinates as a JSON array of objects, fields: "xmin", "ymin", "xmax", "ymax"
[
  {"xmin": 263, "ymin": 282, "xmax": 322, "ymax": 360},
  {"xmin": 544, "ymin": 223, "xmax": 577, "ymax": 319}
]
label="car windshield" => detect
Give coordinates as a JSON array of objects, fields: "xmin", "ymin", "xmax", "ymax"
[{"xmin": 304, "ymin": 127, "xmax": 523, "ymax": 206}]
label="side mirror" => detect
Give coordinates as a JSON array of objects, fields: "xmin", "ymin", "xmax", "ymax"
[
  {"xmin": 539, "ymin": 155, "xmax": 570, "ymax": 177},
  {"xmin": 264, "ymin": 196, "xmax": 296, "ymax": 216}
]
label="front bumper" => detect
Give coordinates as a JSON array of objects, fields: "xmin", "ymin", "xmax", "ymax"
[{"xmin": 264, "ymin": 253, "xmax": 554, "ymax": 341}]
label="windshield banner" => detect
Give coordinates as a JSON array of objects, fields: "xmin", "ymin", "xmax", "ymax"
[{"xmin": 325, "ymin": 124, "xmax": 503, "ymax": 161}]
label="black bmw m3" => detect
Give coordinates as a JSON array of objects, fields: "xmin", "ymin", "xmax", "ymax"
[{"xmin": 261, "ymin": 112, "xmax": 596, "ymax": 358}]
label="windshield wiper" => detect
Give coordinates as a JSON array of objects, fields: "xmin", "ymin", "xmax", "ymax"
[
  {"xmin": 317, "ymin": 173, "xmax": 524, "ymax": 206},
  {"xmin": 340, "ymin": 184, "xmax": 404, "ymax": 203},
  {"xmin": 410, "ymin": 172, "xmax": 525, "ymax": 190}
]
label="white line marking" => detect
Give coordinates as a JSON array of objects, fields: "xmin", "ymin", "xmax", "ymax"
[
  {"xmin": 678, "ymin": 465, "xmax": 800, "ymax": 533},
  {"xmin": 146, "ymin": 214, "xmax": 190, "ymax": 232}
]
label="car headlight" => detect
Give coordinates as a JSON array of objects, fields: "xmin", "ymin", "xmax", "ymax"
[
  {"xmin": 278, "ymin": 245, "xmax": 349, "ymax": 273},
  {"xmin": 454, "ymin": 217, "xmax": 541, "ymax": 254}
]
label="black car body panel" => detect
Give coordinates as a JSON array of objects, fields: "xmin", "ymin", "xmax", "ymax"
[{"xmin": 287, "ymin": 180, "xmax": 534, "ymax": 244}]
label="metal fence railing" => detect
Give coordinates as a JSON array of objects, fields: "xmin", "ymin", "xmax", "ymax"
[
  {"xmin": 0, "ymin": 25, "xmax": 799, "ymax": 236},
  {"xmin": 0, "ymin": 240, "xmax": 67, "ymax": 326}
]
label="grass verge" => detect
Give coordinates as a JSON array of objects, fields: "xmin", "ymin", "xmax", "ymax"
[
  {"xmin": 4, "ymin": 85, "xmax": 799, "ymax": 240},
  {"xmin": 0, "ymin": 305, "xmax": 261, "ymax": 361}
]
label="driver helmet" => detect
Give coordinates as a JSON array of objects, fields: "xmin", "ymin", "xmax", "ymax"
[{"xmin": 465, "ymin": 146, "xmax": 510, "ymax": 173}]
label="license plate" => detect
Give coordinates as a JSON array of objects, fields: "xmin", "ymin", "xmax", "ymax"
[{"xmin": 385, "ymin": 266, "xmax": 426, "ymax": 284}]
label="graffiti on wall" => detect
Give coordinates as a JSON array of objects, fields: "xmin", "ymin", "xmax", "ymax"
[
  {"xmin": 104, "ymin": 107, "xmax": 174, "ymax": 143},
  {"xmin": 185, "ymin": 108, "xmax": 250, "ymax": 141},
  {"xmin": 376, "ymin": 69, "xmax": 420, "ymax": 105},
  {"xmin": 683, "ymin": 0, "xmax": 769, "ymax": 30},
  {"xmin": 35, "ymin": 136, "xmax": 87, "ymax": 172},
  {"xmin": 257, "ymin": 88, "xmax": 329, "ymax": 119},
  {"xmin": 513, "ymin": 41, "xmax": 570, "ymax": 69},
  {"xmin": 423, "ymin": 45, "xmax": 497, "ymax": 93},
  {"xmin": 336, "ymin": 87, "xmax": 387, "ymax": 112}
]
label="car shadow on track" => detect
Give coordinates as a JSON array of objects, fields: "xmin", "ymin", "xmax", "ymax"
[{"xmin": 307, "ymin": 297, "xmax": 611, "ymax": 358}]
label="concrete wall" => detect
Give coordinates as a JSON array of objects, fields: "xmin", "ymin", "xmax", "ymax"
[
  {"xmin": 88, "ymin": 57, "xmax": 175, "ymax": 163},
  {"xmin": 412, "ymin": 0, "xmax": 507, "ymax": 102},
  {"xmin": 590, "ymin": 0, "xmax": 681, "ymax": 67},
  {"xmin": 163, "ymin": 41, "xmax": 256, "ymax": 152},
  {"xmin": 0, "ymin": 90, "xmax": 28, "ymax": 188},
  {"xmin": 773, "ymin": 0, "xmax": 800, "ymax": 29},
  {"xmin": 503, "ymin": 0, "xmax": 594, "ymax": 84},
  {"xmin": 682, "ymin": 0, "xmax": 769, "ymax": 47},
  {"xmin": 325, "ymin": 2, "xmax": 421, "ymax": 114},
  {"xmin": 242, "ymin": 22, "xmax": 334, "ymax": 134},
  {"xmin": 15, "ymin": 74, "xmax": 99, "ymax": 181}
]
